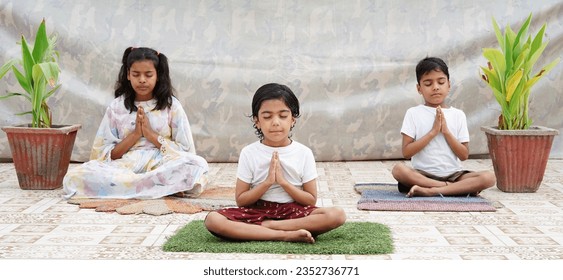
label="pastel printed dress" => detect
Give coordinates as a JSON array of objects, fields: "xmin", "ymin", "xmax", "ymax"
[{"xmin": 63, "ymin": 96, "xmax": 209, "ymax": 199}]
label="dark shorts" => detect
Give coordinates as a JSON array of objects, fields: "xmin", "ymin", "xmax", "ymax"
[{"xmin": 397, "ymin": 169, "xmax": 472, "ymax": 193}]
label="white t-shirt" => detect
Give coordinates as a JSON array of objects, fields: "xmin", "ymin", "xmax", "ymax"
[
  {"xmin": 400, "ymin": 104, "xmax": 469, "ymax": 177},
  {"xmin": 237, "ymin": 140, "xmax": 318, "ymax": 203}
]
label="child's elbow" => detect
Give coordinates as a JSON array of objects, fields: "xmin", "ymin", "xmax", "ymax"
[
  {"xmin": 458, "ymin": 153, "xmax": 469, "ymax": 161},
  {"xmin": 235, "ymin": 198, "xmax": 251, "ymax": 207}
]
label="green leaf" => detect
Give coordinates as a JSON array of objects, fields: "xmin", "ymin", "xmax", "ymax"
[
  {"xmin": 39, "ymin": 102, "xmax": 51, "ymax": 128},
  {"xmin": 0, "ymin": 92, "xmax": 24, "ymax": 100},
  {"xmin": 504, "ymin": 32, "xmax": 513, "ymax": 75},
  {"xmin": 483, "ymin": 48, "xmax": 506, "ymax": 73},
  {"xmin": 44, "ymin": 84, "xmax": 61, "ymax": 100},
  {"xmin": 11, "ymin": 65, "xmax": 32, "ymax": 94},
  {"xmin": 507, "ymin": 80, "xmax": 526, "ymax": 114},
  {"xmin": 483, "ymin": 48, "xmax": 506, "ymax": 92},
  {"xmin": 491, "ymin": 87, "xmax": 508, "ymax": 112},
  {"xmin": 0, "ymin": 58, "xmax": 17, "ymax": 79},
  {"xmin": 480, "ymin": 66, "xmax": 501, "ymax": 92},
  {"xmin": 0, "ymin": 20, "xmax": 59, "ymax": 128},
  {"xmin": 32, "ymin": 62, "xmax": 59, "ymax": 88},
  {"xmin": 505, "ymin": 69, "xmax": 524, "ymax": 102},
  {"xmin": 513, "ymin": 43, "xmax": 530, "ymax": 70},
  {"xmin": 20, "ymin": 36, "xmax": 35, "ymax": 89},
  {"xmin": 525, "ymin": 57, "xmax": 560, "ymax": 91},
  {"xmin": 32, "ymin": 77, "xmax": 46, "ymax": 127},
  {"xmin": 492, "ymin": 17, "xmax": 504, "ymax": 51},
  {"xmin": 524, "ymin": 42, "xmax": 548, "ymax": 75},
  {"xmin": 505, "ymin": 24, "xmax": 517, "ymax": 46},
  {"xmin": 32, "ymin": 19, "xmax": 49, "ymax": 63},
  {"xmin": 530, "ymin": 24, "xmax": 546, "ymax": 57},
  {"xmin": 15, "ymin": 111, "xmax": 32, "ymax": 116},
  {"xmin": 482, "ymin": 13, "xmax": 560, "ymax": 130},
  {"xmin": 512, "ymin": 13, "xmax": 532, "ymax": 55}
]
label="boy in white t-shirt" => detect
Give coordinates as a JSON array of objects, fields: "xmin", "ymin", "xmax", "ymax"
[
  {"xmin": 205, "ymin": 83, "xmax": 346, "ymax": 243},
  {"xmin": 392, "ymin": 57, "xmax": 496, "ymax": 197}
]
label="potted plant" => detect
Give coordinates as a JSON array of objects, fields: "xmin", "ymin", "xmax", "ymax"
[
  {"xmin": 480, "ymin": 13, "xmax": 560, "ymax": 193},
  {"xmin": 0, "ymin": 19, "xmax": 81, "ymax": 190}
]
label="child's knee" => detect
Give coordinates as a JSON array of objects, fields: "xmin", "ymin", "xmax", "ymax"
[
  {"xmin": 329, "ymin": 207, "xmax": 347, "ymax": 227},
  {"xmin": 204, "ymin": 211, "xmax": 220, "ymax": 229},
  {"xmin": 484, "ymin": 171, "xmax": 496, "ymax": 187},
  {"xmin": 391, "ymin": 164, "xmax": 405, "ymax": 178},
  {"xmin": 475, "ymin": 171, "xmax": 496, "ymax": 189}
]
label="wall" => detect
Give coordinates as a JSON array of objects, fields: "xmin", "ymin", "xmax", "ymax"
[{"xmin": 0, "ymin": 0, "xmax": 561, "ymax": 162}]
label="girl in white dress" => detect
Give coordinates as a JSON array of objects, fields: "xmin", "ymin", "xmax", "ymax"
[{"xmin": 63, "ymin": 47, "xmax": 208, "ymax": 199}]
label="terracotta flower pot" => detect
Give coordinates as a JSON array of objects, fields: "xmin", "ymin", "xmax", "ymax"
[
  {"xmin": 481, "ymin": 126, "xmax": 558, "ymax": 193},
  {"xmin": 2, "ymin": 124, "xmax": 81, "ymax": 190}
]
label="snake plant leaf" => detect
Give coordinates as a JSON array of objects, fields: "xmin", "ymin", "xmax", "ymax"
[{"xmin": 505, "ymin": 69, "xmax": 524, "ymax": 102}]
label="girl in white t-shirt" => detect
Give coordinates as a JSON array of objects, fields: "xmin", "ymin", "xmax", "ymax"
[
  {"xmin": 392, "ymin": 57, "xmax": 496, "ymax": 197},
  {"xmin": 205, "ymin": 83, "xmax": 346, "ymax": 243}
]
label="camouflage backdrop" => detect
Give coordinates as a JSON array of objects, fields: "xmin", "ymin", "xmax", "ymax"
[{"xmin": 0, "ymin": 0, "xmax": 561, "ymax": 162}]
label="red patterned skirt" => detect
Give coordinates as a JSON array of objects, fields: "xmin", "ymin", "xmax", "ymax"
[{"xmin": 216, "ymin": 200, "xmax": 317, "ymax": 225}]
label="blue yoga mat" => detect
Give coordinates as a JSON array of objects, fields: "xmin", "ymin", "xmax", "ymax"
[{"xmin": 355, "ymin": 184, "xmax": 497, "ymax": 212}]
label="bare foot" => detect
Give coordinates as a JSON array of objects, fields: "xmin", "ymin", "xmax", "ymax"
[
  {"xmin": 284, "ymin": 229, "xmax": 315, "ymax": 243},
  {"xmin": 406, "ymin": 185, "xmax": 426, "ymax": 197}
]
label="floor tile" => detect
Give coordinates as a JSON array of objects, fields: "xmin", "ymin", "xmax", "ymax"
[{"xmin": 0, "ymin": 159, "xmax": 561, "ymax": 261}]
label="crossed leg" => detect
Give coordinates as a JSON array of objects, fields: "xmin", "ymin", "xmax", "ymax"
[
  {"xmin": 204, "ymin": 207, "xmax": 346, "ymax": 243},
  {"xmin": 392, "ymin": 163, "xmax": 496, "ymax": 197}
]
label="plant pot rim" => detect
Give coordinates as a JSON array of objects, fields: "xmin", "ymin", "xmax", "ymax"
[
  {"xmin": 1, "ymin": 124, "xmax": 82, "ymax": 134},
  {"xmin": 481, "ymin": 125, "xmax": 559, "ymax": 136}
]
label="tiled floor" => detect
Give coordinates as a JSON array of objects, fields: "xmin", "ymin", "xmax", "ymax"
[{"xmin": 0, "ymin": 159, "xmax": 562, "ymax": 261}]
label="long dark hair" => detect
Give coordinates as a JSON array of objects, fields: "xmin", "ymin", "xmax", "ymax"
[
  {"xmin": 114, "ymin": 47, "xmax": 174, "ymax": 112},
  {"xmin": 251, "ymin": 83, "xmax": 300, "ymax": 140}
]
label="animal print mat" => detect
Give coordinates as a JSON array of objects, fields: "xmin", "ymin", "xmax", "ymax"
[{"xmin": 67, "ymin": 186, "xmax": 236, "ymax": 216}]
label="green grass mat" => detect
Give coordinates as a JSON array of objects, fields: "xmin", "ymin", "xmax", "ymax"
[{"xmin": 163, "ymin": 220, "xmax": 393, "ymax": 255}]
